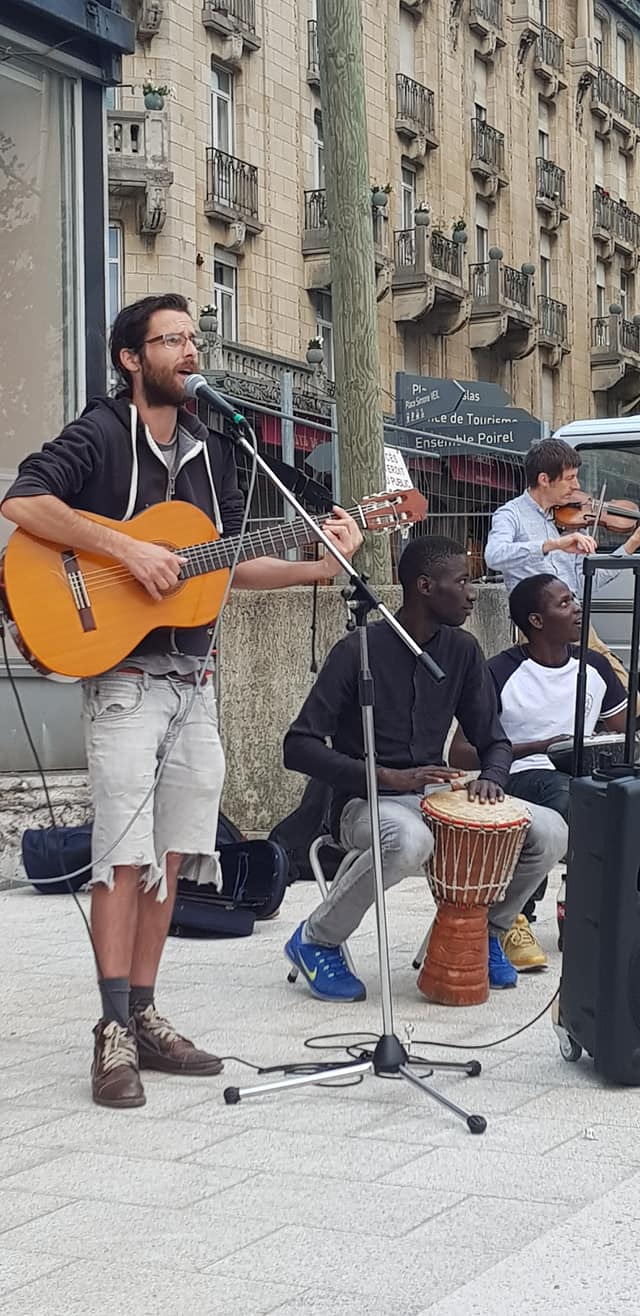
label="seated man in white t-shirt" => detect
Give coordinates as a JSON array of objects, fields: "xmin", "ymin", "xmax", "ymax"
[{"xmin": 450, "ymin": 573, "xmax": 627, "ymax": 964}]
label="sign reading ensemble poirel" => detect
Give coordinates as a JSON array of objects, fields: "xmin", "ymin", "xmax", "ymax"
[{"xmin": 394, "ymin": 373, "xmax": 543, "ymax": 459}]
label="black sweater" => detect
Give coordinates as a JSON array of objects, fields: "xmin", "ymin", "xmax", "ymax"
[
  {"xmin": 284, "ymin": 618, "xmax": 513, "ymax": 835},
  {"xmin": 3, "ymin": 396, "xmax": 245, "ymax": 657}
]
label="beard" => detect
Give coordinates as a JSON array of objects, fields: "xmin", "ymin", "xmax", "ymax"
[{"xmin": 140, "ymin": 357, "xmax": 186, "ymax": 407}]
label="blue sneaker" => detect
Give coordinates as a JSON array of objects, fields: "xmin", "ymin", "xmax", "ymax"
[
  {"xmin": 285, "ymin": 923, "xmax": 367, "ymax": 1002},
  {"xmin": 488, "ymin": 935, "xmax": 518, "ymax": 990}
]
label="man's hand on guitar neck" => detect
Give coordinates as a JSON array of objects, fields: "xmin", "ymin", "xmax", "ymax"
[{"xmin": 315, "ymin": 506, "xmax": 363, "ymax": 580}]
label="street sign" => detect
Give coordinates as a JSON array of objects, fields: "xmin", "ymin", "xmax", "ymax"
[{"xmin": 394, "ymin": 372, "xmax": 540, "ymax": 457}]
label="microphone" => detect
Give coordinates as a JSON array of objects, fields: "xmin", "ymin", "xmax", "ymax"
[{"xmin": 183, "ymin": 373, "xmax": 246, "ymax": 427}]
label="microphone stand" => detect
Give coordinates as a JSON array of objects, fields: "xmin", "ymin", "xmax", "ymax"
[{"xmin": 221, "ymin": 414, "xmax": 486, "ymax": 1133}]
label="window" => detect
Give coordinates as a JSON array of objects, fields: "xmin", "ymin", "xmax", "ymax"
[
  {"xmin": 596, "ymin": 258, "xmax": 607, "ymax": 316},
  {"xmin": 594, "ymin": 135, "xmax": 605, "ymax": 189},
  {"xmin": 401, "ymin": 163, "xmax": 417, "ymax": 229},
  {"xmin": 539, "ymin": 233, "xmax": 552, "ymax": 298},
  {"xmin": 314, "ymin": 291, "xmax": 334, "ymax": 380},
  {"xmin": 211, "ymin": 65, "xmax": 234, "ymax": 154},
  {"xmin": 399, "ymin": 9, "xmax": 415, "ymax": 77},
  {"xmin": 541, "ymin": 366, "xmax": 554, "ymax": 426},
  {"xmin": 104, "ymin": 86, "xmax": 119, "ymax": 111},
  {"xmin": 473, "ymin": 55, "xmax": 487, "ymax": 122},
  {"xmin": 475, "ymin": 196, "xmax": 489, "ymax": 262},
  {"xmin": 0, "ymin": 55, "xmax": 81, "ymax": 476},
  {"xmin": 538, "ymin": 100, "xmax": 550, "ymax": 159},
  {"xmin": 616, "ymin": 32, "xmax": 628, "ymax": 84},
  {"xmin": 107, "ymin": 223, "xmax": 123, "ymax": 331},
  {"xmin": 314, "ymin": 111, "xmax": 325, "ymax": 189},
  {"xmin": 617, "ymin": 148, "xmax": 629, "ymax": 202},
  {"xmin": 538, "ymin": 0, "xmax": 549, "ymax": 24},
  {"xmin": 620, "ymin": 270, "xmax": 632, "ymax": 320},
  {"xmin": 594, "ymin": 14, "xmax": 604, "ymax": 69},
  {"xmin": 214, "ymin": 252, "xmax": 238, "ymax": 340}
]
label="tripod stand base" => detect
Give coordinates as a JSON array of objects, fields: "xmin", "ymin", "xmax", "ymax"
[{"xmin": 223, "ymin": 1032, "xmax": 487, "ymax": 1132}]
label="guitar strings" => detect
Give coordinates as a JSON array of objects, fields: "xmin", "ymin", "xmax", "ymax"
[{"xmin": 66, "ymin": 497, "xmax": 407, "ymax": 588}]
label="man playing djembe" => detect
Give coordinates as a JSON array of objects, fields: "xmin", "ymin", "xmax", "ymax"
[{"xmin": 282, "ymin": 536, "xmax": 567, "ymax": 1002}]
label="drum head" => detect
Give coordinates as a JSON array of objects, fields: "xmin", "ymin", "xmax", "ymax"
[{"xmin": 421, "ymin": 790, "xmax": 531, "ymax": 829}]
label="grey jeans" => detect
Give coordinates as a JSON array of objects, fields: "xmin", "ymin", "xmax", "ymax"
[{"xmin": 306, "ymin": 791, "xmax": 568, "ymax": 946}]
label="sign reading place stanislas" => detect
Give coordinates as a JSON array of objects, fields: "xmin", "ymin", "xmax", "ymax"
[{"xmin": 394, "ymin": 373, "xmax": 543, "ymax": 458}]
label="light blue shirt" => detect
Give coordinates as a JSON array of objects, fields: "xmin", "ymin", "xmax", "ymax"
[{"xmin": 484, "ymin": 490, "xmax": 626, "ymax": 596}]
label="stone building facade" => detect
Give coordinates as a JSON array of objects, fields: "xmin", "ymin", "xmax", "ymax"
[{"xmin": 109, "ymin": 0, "xmax": 640, "ymax": 428}]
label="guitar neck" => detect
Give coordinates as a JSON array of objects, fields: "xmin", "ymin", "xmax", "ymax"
[{"xmin": 178, "ymin": 506, "xmax": 359, "ymax": 579}]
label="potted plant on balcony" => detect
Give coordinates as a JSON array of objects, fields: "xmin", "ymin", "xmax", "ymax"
[
  {"xmin": 199, "ymin": 304, "xmax": 218, "ymax": 334},
  {"xmin": 371, "ymin": 183, "xmax": 391, "ymax": 208},
  {"xmin": 452, "ymin": 216, "xmax": 468, "ymax": 244},
  {"xmin": 306, "ymin": 336, "xmax": 324, "ymax": 365},
  {"xmin": 414, "ymin": 203, "xmax": 430, "ymax": 227},
  {"xmin": 143, "ymin": 82, "xmax": 170, "ymax": 111}
]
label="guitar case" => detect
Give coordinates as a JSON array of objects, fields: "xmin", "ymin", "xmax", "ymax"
[
  {"xmin": 21, "ymin": 816, "xmax": 289, "ymax": 939},
  {"xmin": 555, "ymin": 553, "xmax": 640, "ymax": 1083}
]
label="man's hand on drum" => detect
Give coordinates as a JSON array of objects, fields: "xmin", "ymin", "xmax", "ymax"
[
  {"xmin": 466, "ymin": 776, "xmax": 505, "ymax": 805},
  {"xmin": 377, "ymin": 765, "xmax": 465, "ymax": 793}
]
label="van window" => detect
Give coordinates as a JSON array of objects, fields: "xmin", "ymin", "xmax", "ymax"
[{"xmin": 577, "ymin": 445, "xmax": 640, "ymax": 550}]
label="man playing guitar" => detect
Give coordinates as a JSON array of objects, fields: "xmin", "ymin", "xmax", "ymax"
[{"xmin": 1, "ymin": 293, "xmax": 362, "ymax": 1110}]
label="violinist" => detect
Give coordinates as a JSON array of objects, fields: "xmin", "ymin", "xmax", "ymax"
[{"xmin": 485, "ymin": 437, "xmax": 640, "ymax": 688}]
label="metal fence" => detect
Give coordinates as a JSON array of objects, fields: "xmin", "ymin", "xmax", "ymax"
[{"xmin": 202, "ymin": 392, "xmax": 526, "ymax": 583}]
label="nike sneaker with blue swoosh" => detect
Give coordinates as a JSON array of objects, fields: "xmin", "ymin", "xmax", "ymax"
[{"xmin": 285, "ymin": 923, "xmax": 367, "ymax": 1001}]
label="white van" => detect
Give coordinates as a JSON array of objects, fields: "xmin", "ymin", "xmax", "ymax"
[{"xmin": 554, "ymin": 418, "xmax": 640, "ymax": 664}]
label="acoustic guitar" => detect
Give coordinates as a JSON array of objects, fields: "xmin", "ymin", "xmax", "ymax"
[{"xmin": 0, "ymin": 489, "xmax": 426, "ymax": 679}]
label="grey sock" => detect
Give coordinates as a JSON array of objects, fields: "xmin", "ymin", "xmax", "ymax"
[
  {"xmin": 129, "ymin": 985, "xmax": 155, "ymax": 1016},
  {"xmin": 99, "ymin": 977, "xmax": 130, "ymax": 1028}
]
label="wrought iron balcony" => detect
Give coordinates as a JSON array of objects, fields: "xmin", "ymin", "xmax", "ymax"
[
  {"xmin": 471, "ymin": 118, "xmax": 506, "ymax": 181},
  {"xmin": 592, "ymin": 314, "xmax": 640, "ymax": 357},
  {"xmin": 593, "ymin": 68, "xmax": 640, "ymax": 132},
  {"xmin": 593, "ymin": 189, "xmax": 640, "ymax": 255},
  {"xmin": 107, "ymin": 110, "xmax": 173, "ymax": 235},
  {"xmin": 535, "ymin": 25, "xmax": 564, "ymax": 73},
  {"xmin": 469, "ymin": 0, "xmax": 503, "ymax": 30},
  {"xmin": 538, "ymin": 295, "xmax": 567, "ymax": 346},
  {"xmin": 470, "ymin": 252, "xmax": 536, "ymax": 358},
  {"xmin": 395, "ymin": 74, "xmax": 437, "ymax": 150},
  {"xmin": 302, "ymin": 189, "xmax": 387, "ymax": 276},
  {"xmin": 391, "ymin": 226, "xmax": 468, "ymax": 332},
  {"xmin": 591, "ymin": 308, "xmax": 640, "ymax": 393},
  {"xmin": 205, "ymin": 148, "xmax": 260, "ymax": 228},
  {"xmin": 307, "ymin": 19, "xmax": 320, "ymax": 86},
  {"xmin": 535, "ymin": 157, "xmax": 566, "ymax": 211},
  {"xmin": 202, "ymin": 0, "xmax": 260, "ymax": 49}
]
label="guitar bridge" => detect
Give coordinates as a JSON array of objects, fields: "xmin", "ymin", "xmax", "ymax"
[{"xmin": 62, "ymin": 552, "xmax": 97, "ymax": 632}]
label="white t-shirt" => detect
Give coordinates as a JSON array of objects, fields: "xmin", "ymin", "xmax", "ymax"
[{"xmin": 488, "ymin": 645, "xmax": 627, "ymax": 774}]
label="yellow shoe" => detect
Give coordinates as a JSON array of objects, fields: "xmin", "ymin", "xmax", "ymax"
[{"xmin": 500, "ymin": 915, "xmax": 548, "ymax": 972}]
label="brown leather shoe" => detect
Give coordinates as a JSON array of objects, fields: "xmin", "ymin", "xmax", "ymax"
[
  {"xmin": 91, "ymin": 1019, "xmax": 146, "ymax": 1109},
  {"xmin": 133, "ymin": 1004, "xmax": 224, "ymax": 1076}
]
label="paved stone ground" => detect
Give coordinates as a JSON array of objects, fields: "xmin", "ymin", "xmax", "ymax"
[{"xmin": 1, "ymin": 870, "xmax": 639, "ymax": 1315}]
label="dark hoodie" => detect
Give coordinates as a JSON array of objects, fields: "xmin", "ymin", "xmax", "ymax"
[{"xmin": 2, "ymin": 396, "xmax": 245, "ymax": 658}]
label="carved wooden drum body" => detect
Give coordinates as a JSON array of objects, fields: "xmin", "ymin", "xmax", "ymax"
[{"xmin": 417, "ymin": 791, "xmax": 531, "ymax": 1006}]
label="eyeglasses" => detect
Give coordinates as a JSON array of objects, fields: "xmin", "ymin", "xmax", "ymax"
[{"xmin": 143, "ymin": 332, "xmax": 206, "ymax": 352}]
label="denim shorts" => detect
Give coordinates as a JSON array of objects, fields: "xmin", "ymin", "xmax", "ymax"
[{"xmin": 82, "ymin": 671, "xmax": 225, "ymax": 901}]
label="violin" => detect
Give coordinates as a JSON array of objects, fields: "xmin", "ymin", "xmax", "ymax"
[{"xmin": 554, "ymin": 489, "xmax": 640, "ymax": 535}]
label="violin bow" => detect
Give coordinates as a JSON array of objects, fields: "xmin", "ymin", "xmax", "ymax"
[{"xmin": 591, "ymin": 482, "xmax": 607, "ymax": 541}]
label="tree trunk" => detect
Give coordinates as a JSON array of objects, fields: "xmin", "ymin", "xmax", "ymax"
[{"xmin": 316, "ymin": 0, "xmax": 392, "ymax": 583}]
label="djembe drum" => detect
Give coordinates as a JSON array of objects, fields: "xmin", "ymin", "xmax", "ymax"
[{"xmin": 417, "ymin": 791, "xmax": 532, "ymax": 1006}]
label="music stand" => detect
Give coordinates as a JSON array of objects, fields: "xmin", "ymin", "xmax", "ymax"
[{"xmin": 220, "ymin": 415, "xmax": 487, "ymax": 1133}]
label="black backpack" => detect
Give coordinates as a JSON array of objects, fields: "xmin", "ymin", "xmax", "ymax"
[{"xmin": 268, "ymin": 779, "xmax": 344, "ymax": 883}]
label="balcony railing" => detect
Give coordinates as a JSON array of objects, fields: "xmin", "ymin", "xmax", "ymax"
[
  {"xmin": 536, "ymin": 157, "xmax": 566, "ymax": 209},
  {"xmin": 471, "ymin": 261, "xmax": 532, "ymax": 312},
  {"xmin": 536, "ymin": 25, "xmax": 564, "ymax": 72},
  {"xmin": 591, "ymin": 315, "xmax": 640, "ymax": 356},
  {"xmin": 202, "ymin": 0, "xmax": 256, "ymax": 33},
  {"xmin": 539, "ymin": 295, "xmax": 567, "ymax": 343},
  {"xmin": 469, "ymin": 0, "xmax": 503, "ymax": 27},
  {"xmin": 393, "ymin": 229, "xmax": 463, "ymax": 280},
  {"xmin": 594, "ymin": 67, "xmax": 640, "ymax": 130},
  {"xmin": 206, "ymin": 147, "xmax": 259, "ymax": 220},
  {"xmin": 471, "ymin": 118, "xmax": 505, "ymax": 173},
  {"xmin": 304, "ymin": 189, "xmax": 385, "ymax": 253},
  {"xmin": 395, "ymin": 73, "xmax": 436, "ymax": 140},
  {"xmin": 307, "ymin": 19, "xmax": 319, "ymax": 79},
  {"xmin": 431, "ymin": 232, "xmax": 463, "ymax": 279},
  {"xmin": 304, "ymin": 187, "xmax": 328, "ymax": 233},
  {"xmin": 593, "ymin": 189, "xmax": 640, "ymax": 250}
]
